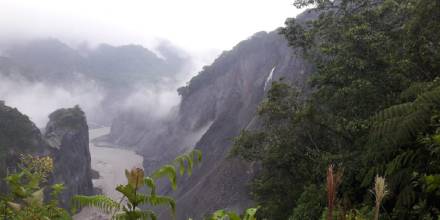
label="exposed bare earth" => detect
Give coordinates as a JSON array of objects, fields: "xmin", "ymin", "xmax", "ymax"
[{"xmin": 73, "ymin": 127, "xmax": 144, "ymax": 220}]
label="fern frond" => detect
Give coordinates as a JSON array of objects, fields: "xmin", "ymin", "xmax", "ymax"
[
  {"xmin": 112, "ymin": 212, "xmax": 127, "ymax": 220},
  {"xmin": 416, "ymin": 88, "xmax": 440, "ymax": 106},
  {"xmin": 138, "ymin": 210, "xmax": 157, "ymax": 220},
  {"xmin": 151, "ymin": 195, "xmax": 176, "ymax": 215},
  {"xmin": 113, "ymin": 210, "xmax": 157, "ymax": 220},
  {"xmin": 47, "ymin": 207, "xmax": 71, "ymax": 220},
  {"xmin": 136, "ymin": 194, "xmax": 175, "ymax": 216},
  {"xmin": 211, "ymin": 209, "xmax": 240, "ymax": 220},
  {"xmin": 400, "ymin": 81, "xmax": 431, "ymax": 101},
  {"xmin": 173, "ymin": 150, "xmax": 202, "ymax": 176},
  {"xmin": 152, "ymin": 165, "xmax": 177, "ymax": 190},
  {"xmin": 185, "ymin": 154, "xmax": 194, "ymax": 176},
  {"xmin": 191, "ymin": 149, "xmax": 203, "ymax": 164},
  {"xmin": 174, "ymin": 155, "xmax": 186, "ymax": 176},
  {"xmin": 385, "ymin": 150, "xmax": 418, "ymax": 175},
  {"xmin": 144, "ymin": 177, "xmax": 156, "ymax": 196},
  {"xmin": 72, "ymin": 195, "xmax": 119, "ymax": 214},
  {"xmin": 373, "ymin": 103, "xmax": 414, "ymax": 123},
  {"xmin": 115, "ymin": 185, "xmax": 138, "ymax": 205},
  {"xmin": 371, "ymin": 85, "xmax": 440, "ymax": 145},
  {"xmin": 395, "ymin": 184, "xmax": 416, "ymax": 208},
  {"xmin": 243, "ymin": 207, "xmax": 258, "ymax": 220}
]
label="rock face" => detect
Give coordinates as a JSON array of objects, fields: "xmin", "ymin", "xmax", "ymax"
[
  {"xmin": 0, "ymin": 102, "xmax": 93, "ymax": 209},
  {"xmin": 170, "ymin": 31, "xmax": 312, "ymax": 219},
  {"xmin": 109, "ymin": 30, "xmax": 313, "ymax": 219},
  {"xmin": 45, "ymin": 106, "xmax": 94, "ymax": 208}
]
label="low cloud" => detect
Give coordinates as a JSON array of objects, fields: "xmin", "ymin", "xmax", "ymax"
[
  {"xmin": 123, "ymin": 86, "xmax": 180, "ymax": 119},
  {"xmin": 0, "ymin": 74, "xmax": 104, "ymax": 127}
]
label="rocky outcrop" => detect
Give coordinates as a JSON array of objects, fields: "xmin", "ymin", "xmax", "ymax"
[
  {"xmin": 45, "ymin": 106, "xmax": 94, "ymax": 208},
  {"xmin": 0, "ymin": 102, "xmax": 93, "ymax": 209},
  {"xmin": 109, "ymin": 29, "xmax": 312, "ymax": 219}
]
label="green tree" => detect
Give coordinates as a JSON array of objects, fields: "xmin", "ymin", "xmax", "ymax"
[
  {"xmin": 0, "ymin": 154, "xmax": 70, "ymax": 220},
  {"xmin": 232, "ymin": 82, "xmax": 331, "ymax": 219},
  {"xmin": 233, "ymin": 0, "xmax": 440, "ymax": 219}
]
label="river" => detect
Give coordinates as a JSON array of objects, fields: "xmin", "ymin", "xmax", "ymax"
[{"xmin": 73, "ymin": 127, "xmax": 143, "ymax": 220}]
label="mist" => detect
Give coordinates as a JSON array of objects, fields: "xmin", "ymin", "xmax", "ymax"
[
  {"xmin": 0, "ymin": 74, "xmax": 103, "ymax": 127},
  {"xmin": 0, "ymin": 0, "xmax": 306, "ymax": 129},
  {"xmin": 0, "ymin": 0, "xmax": 303, "ymax": 52},
  {"xmin": 0, "ymin": 37, "xmax": 200, "ymax": 128},
  {"xmin": 0, "ymin": 0, "xmax": 309, "ymax": 157},
  {"xmin": 0, "ymin": 67, "xmax": 187, "ymax": 128}
]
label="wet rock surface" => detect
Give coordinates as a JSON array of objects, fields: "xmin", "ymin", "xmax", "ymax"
[{"xmin": 45, "ymin": 106, "xmax": 94, "ymax": 208}]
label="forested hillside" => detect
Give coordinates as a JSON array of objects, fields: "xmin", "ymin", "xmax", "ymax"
[{"xmin": 232, "ymin": 0, "xmax": 440, "ymax": 219}]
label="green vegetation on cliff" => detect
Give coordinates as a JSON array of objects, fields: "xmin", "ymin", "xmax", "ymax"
[
  {"xmin": 233, "ymin": 0, "xmax": 440, "ymax": 219},
  {"xmin": 0, "ymin": 155, "xmax": 70, "ymax": 220},
  {"xmin": 0, "ymin": 103, "xmax": 49, "ymax": 193}
]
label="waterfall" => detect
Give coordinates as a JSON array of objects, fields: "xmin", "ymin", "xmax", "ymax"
[{"xmin": 264, "ymin": 66, "xmax": 276, "ymax": 91}]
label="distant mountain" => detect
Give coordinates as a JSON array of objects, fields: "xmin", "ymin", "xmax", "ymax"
[
  {"xmin": 5, "ymin": 39, "xmax": 82, "ymax": 83},
  {"xmin": 84, "ymin": 42, "xmax": 188, "ymax": 89},
  {"xmin": 0, "ymin": 39, "xmax": 191, "ymax": 125}
]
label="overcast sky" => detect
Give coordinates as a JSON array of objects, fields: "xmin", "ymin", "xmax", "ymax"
[{"xmin": 0, "ymin": 0, "xmax": 305, "ymax": 53}]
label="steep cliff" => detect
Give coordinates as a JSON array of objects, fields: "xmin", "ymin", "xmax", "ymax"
[
  {"xmin": 109, "ymin": 29, "xmax": 313, "ymax": 219},
  {"xmin": 45, "ymin": 106, "xmax": 94, "ymax": 208},
  {"xmin": 169, "ymin": 31, "xmax": 311, "ymax": 219},
  {"xmin": 0, "ymin": 102, "xmax": 94, "ymax": 209}
]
